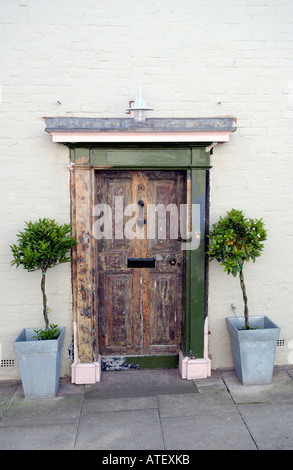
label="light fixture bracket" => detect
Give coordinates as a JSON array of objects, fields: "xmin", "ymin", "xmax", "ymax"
[{"xmin": 126, "ymin": 85, "xmax": 153, "ymax": 121}]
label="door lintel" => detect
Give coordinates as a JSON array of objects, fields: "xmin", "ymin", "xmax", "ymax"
[{"xmin": 44, "ymin": 117, "xmax": 236, "ymax": 145}]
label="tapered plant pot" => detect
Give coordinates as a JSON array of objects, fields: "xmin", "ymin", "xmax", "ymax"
[
  {"xmin": 13, "ymin": 327, "xmax": 65, "ymax": 399},
  {"xmin": 226, "ymin": 316, "xmax": 280, "ymax": 385}
]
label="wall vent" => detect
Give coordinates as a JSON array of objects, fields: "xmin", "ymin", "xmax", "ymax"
[
  {"xmin": 0, "ymin": 359, "xmax": 15, "ymax": 368},
  {"xmin": 277, "ymin": 339, "xmax": 285, "ymax": 347}
]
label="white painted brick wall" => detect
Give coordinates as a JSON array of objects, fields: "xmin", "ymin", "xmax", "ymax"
[{"xmin": 0, "ymin": 0, "xmax": 293, "ymax": 377}]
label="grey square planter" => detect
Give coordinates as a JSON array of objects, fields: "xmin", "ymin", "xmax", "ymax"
[
  {"xmin": 226, "ymin": 316, "xmax": 280, "ymax": 385},
  {"xmin": 13, "ymin": 327, "xmax": 65, "ymax": 399}
]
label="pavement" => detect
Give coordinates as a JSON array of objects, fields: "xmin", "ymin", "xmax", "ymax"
[{"xmin": 0, "ymin": 366, "xmax": 293, "ymax": 451}]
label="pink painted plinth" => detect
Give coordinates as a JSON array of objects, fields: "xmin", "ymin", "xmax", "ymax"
[
  {"xmin": 179, "ymin": 351, "xmax": 211, "ymax": 380},
  {"xmin": 179, "ymin": 317, "xmax": 211, "ymax": 380},
  {"xmin": 71, "ymin": 356, "xmax": 101, "ymax": 384}
]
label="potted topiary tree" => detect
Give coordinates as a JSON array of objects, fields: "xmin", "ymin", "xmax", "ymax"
[
  {"xmin": 11, "ymin": 218, "xmax": 76, "ymax": 398},
  {"xmin": 207, "ymin": 209, "xmax": 280, "ymax": 385}
]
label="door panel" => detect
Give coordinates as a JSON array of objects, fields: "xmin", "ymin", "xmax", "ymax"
[
  {"xmin": 103, "ymin": 273, "xmax": 132, "ymax": 353},
  {"xmin": 96, "ymin": 170, "xmax": 185, "ymax": 358},
  {"xmin": 96, "ymin": 171, "xmax": 140, "ymax": 356}
]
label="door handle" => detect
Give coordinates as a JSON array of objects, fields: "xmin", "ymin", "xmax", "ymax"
[
  {"xmin": 137, "ymin": 200, "xmax": 145, "ymax": 228},
  {"xmin": 169, "ymin": 258, "xmax": 177, "ymax": 266}
]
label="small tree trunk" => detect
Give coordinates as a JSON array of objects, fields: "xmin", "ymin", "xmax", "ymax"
[
  {"xmin": 41, "ymin": 269, "xmax": 49, "ymax": 330},
  {"xmin": 239, "ymin": 268, "xmax": 249, "ymax": 329}
]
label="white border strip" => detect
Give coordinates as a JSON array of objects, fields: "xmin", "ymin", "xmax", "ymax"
[{"xmin": 48, "ymin": 131, "xmax": 233, "ymax": 143}]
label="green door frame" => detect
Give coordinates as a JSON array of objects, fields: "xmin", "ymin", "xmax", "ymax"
[{"xmin": 69, "ymin": 143, "xmax": 211, "ymax": 380}]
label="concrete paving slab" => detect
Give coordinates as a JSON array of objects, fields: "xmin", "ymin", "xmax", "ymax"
[
  {"xmin": 161, "ymin": 412, "xmax": 257, "ymax": 450},
  {"xmin": 57, "ymin": 380, "xmax": 85, "ymax": 396},
  {"xmin": 158, "ymin": 390, "xmax": 233, "ymax": 418},
  {"xmin": 0, "ymin": 381, "xmax": 18, "ymax": 417},
  {"xmin": 0, "ymin": 395, "xmax": 12, "ymax": 417},
  {"xmin": 237, "ymin": 403, "xmax": 293, "ymax": 450},
  {"xmin": 221, "ymin": 368, "xmax": 293, "ymax": 404},
  {"xmin": 82, "ymin": 395, "xmax": 158, "ymax": 414},
  {"xmin": 286, "ymin": 366, "xmax": 293, "ymax": 380},
  {"xmin": 0, "ymin": 381, "xmax": 18, "ymax": 397},
  {"xmin": 0, "ymin": 423, "xmax": 78, "ymax": 450},
  {"xmin": 0, "ymin": 367, "xmax": 293, "ymax": 450},
  {"xmin": 75, "ymin": 408, "xmax": 164, "ymax": 450},
  {"xmin": 84, "ymin": 369, "xmax": 198, "ymax": 399},
  {"xmin": 193, "ymin": 372, "xmax": 228, "ymax": 392},
  {"xmin": 0, "ymin": 393, "xmax": 83, "ymax": 427}
]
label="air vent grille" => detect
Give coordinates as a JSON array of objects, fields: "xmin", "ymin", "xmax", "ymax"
[{"xmin": 0, "ymin": 359, "xmax": 15, "ymax": 368}]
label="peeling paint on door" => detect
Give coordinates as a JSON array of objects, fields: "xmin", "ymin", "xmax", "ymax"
[{"xmin": 96, "ymin": 170, "xmax": 185, "ymax": 364}]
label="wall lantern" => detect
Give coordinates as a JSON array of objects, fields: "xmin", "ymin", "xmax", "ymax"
[{"xmin": 126, "ymin": 85, "xmax": 153, "ymax": 122}]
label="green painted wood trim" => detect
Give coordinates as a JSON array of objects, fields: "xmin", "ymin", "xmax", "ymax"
[
  {"xmin": 69, "ymin": 145, "xmax": 210, "ymax": 169},
  {"xmin": 93, "ymin": 148, "xmax": 190, "ymax": 168},
  {"xmin": 125, "ymin": 355, "xmax": 178, "ymax": 369},
  {"xmin": 184, "ymin": 169, "xmax": 192, "ymax": 357},
  {"xmin": 70, "ymin": 147, "xmax": 90, "ymax": 162},
  {"xmin": 188, "ymin": 168, "xmax": 207, "ymax": 358},
  {"xmin": 191, "ymin": 145, "xmax": 211, "ymax": 168},
  {"xmin": 102, "ymin": 355, "xmax": 179, "ymax": 370}
]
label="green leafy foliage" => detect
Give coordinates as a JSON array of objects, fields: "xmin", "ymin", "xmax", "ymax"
[
  {"xmin": 11, "ymin": 218, "xmax": 76, "ymax": 272},
  {"xmin": 11, "ymin": 218, "xmax": 76, "ymax": 335},
  {"xmin": 33, "ymin": 324, "xmax": 60, "ymax": 341},
  {"xmin": 207, "ymin": 209, "xmax": 267, "ymax": 277},
  {"xmin": 207, "ymin": 209, "xmax": 267, "ymax": 330}
]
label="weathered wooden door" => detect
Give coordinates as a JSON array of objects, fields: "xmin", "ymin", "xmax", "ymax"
[{"xmin": 95, "ymin": 170, "xmax": 185, "ymax": 363}]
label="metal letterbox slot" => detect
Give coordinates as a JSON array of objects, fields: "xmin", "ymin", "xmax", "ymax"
[{"xmin": 127, "ymin": 258, "xmax": 156, "ymax": 268}]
